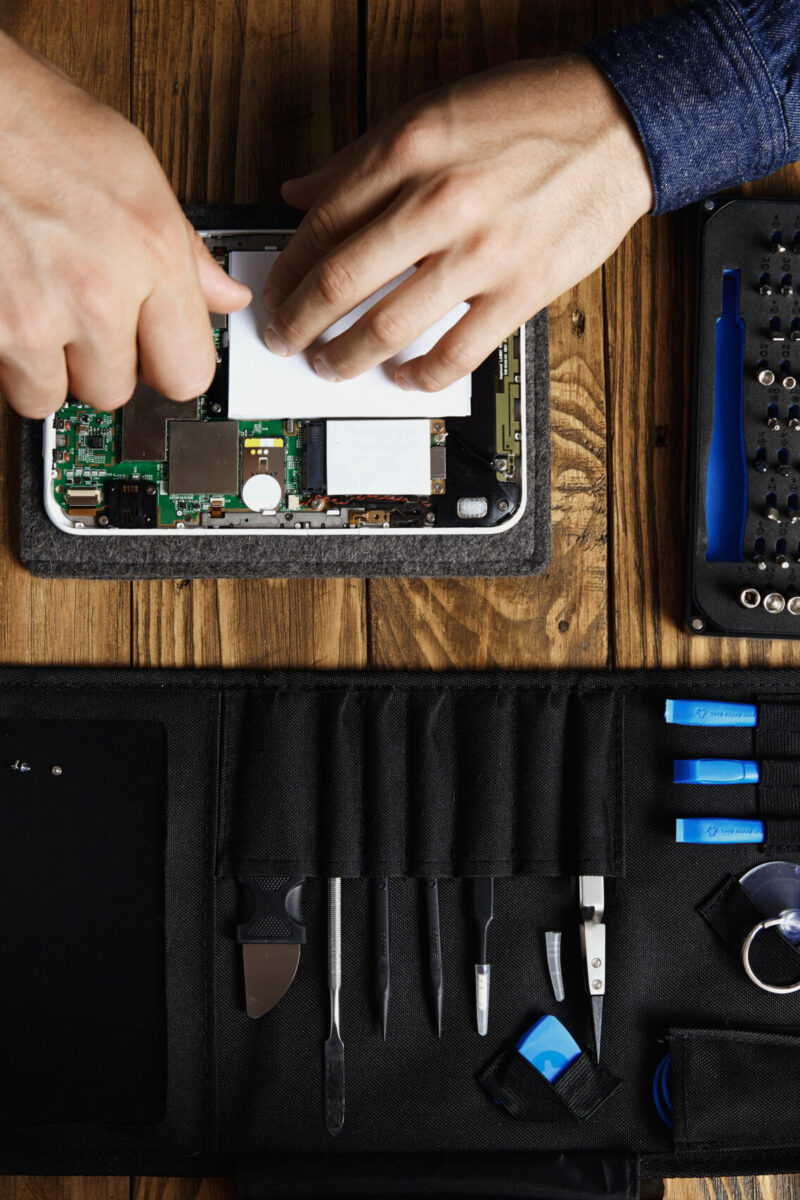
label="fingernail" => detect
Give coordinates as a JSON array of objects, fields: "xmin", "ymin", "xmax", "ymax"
[
  {"xmin": 313, "ymin": 354, "xmax": 340, "ymax": 383},
  {"xmin": 263, "ymin": 285, "xmax": 285, "ymax": 312},
  {"xmin": 395, "ymin": 370, "xmax": 414, "ymax": 391},
  {"xmin": 263, "ymin": 323, "xmax": 289, "ymax": 356}
]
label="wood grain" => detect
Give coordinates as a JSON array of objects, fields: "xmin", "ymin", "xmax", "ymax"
[
  {"xmin": 132, "ymin": 1179, "xmax": 236, "ymax": 1200},
  {"xmin": 0, "ymin": 1179, "xmax": 128, "ymax": 1200},
  {"xmin": 0, "ymin": 1, "xmax": 132, "ymax": 668},
  {"xmin": 130, "ymin": 0, "xmax": 364, "ymax": 670},
  {"xmin": 366, "ymin": 0, "xmax": 609, "ymax": 670},
  {"xmin": 665, "ymin": 1176, "xmax": 800, "ymax": 1200}
]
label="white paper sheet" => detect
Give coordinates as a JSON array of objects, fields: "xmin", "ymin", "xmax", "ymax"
[
  {"xmin": 325, "ymin": 420, "xmax": 432, "ymax": 496},
  {"xmin": 227, "ymin": 250, "xmax": 471, "ymax": 420}
]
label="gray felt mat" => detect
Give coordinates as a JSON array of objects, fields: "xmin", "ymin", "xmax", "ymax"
[{"xmin": 17, "ymin": 207, "xmax": 550, "ymax": 580}]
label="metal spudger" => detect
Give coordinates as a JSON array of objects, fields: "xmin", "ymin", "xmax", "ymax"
[
  {"xmin": 324, "ymin": 878, "xmax": 345, "ymax": 1136},
  {"xmin": 372, "ymin": 878, "xmax": 390, "ymax": 1041},
  {"xmin": 578, "ymin": 875, "xmax": 606, "ymax": 1061},
  {"xmin": 424, "ymin": 879, "xmax": 443, "ymax": 1037},
  {"xmin": 470, "ymin": 877, "xmax": 494, "ymax": 1036}
]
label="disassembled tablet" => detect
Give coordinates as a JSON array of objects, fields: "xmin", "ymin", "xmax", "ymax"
[{"xmin": 43, "ymin": 231, "xmax": 525, "ymax": 536}]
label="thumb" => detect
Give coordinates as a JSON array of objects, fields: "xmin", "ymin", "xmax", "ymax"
[{"xmin": 190, "ymin": 229, "xmax": 252, "ymax": 313}]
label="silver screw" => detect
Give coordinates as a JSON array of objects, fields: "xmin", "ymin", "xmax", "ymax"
[
  {"xmin": 425, "ymin": 511, "xmax": 436, "ymax": 524},
  {"xmin": 591, "ymin": 979, "xmax": 603, "ymax": 991},
  {"xmin": 704, "ymin": 199, "xmax": 715, "ymax": 211},
  {"xmin": 498, "ymin": 499, "xmax": 509, "ymax": 512},
  {"xmin": 740, "ymin": 588, "xmax": 761, "ymax": 608},
  {"xmin": 764, "ymin": 592, "xmax": 786, "ymax": 613},
  {"xmin": 591, "ymin": 957, "xmax": 602, "ymax": 968},
  {"xmin": 691, "ymin": 617, "xmax": 705, "ymax": 631},
  {"xmin": 51, "ymin": 765, "xmax": 63, "ymax": 777}
]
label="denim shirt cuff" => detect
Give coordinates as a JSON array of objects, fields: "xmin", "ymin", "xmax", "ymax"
[{"xmin": 583, "ymin": 0, "xmax": 790, "ymax": 215}]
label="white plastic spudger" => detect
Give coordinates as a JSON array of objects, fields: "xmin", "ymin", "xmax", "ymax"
[{"xmin": 545, "ymin": 931, "xmax": 565, "ymax": 1002}]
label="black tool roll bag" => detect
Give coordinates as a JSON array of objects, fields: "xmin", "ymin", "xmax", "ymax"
[{"xmin": 6, "ymin": 666, "xmax": 800, "ymax": 1194}]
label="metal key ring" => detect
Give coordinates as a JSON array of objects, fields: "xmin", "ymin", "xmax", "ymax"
[{"xmin": 742, "ymin": 917, "xmax": 800, "ymax": 994}]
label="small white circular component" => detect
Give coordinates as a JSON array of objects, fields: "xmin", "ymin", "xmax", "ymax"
[
  {"xmin": 764, "ymin": 592, "xmax": 786, "ymax": 614},
  {"xmin": 456, "ymin": 496, "xmax": 489, "ymax": 520},
  {"xmin": 242, "ymin": 474, "xmax": 282, "ymax": 513},
  {"xmin": 788, "ymin": 595, "xmax": 800, "ymax": 616}
]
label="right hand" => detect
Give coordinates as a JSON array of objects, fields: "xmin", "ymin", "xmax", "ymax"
[{"xmin": 0, "ymin": 32, "xmax": 251, "ymax": 418}]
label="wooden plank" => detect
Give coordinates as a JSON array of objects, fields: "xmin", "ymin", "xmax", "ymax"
[
  {"xmin": 0, "ymin": 1182, "xmax": 128, "ymax": 1200},
  {"xmin": 665, "ymin": 1176, "xmax": 800, "ymax": 1200},
  {"xmin": 0, "ymin": 1, "xmax": 131, "ymax": 667},
  {"xmin": 131, "ymin": 576, "xmax": 367, "ymax": 667},
  {"xmin": 132, "ymin": 1178, "xmax": 236, "ymax": 1200},
  {"xmin": 130, "ymin": 0, "xmax": 365, "ymax": 670},
  {"xmin": 366, "ymin": 0, "xmax": 609, "ymax": 670}
]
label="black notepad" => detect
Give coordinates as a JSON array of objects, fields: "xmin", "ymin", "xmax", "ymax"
[{"xmin": 0, "ymin": 719, "xmax": 166, "ymax": 1124}]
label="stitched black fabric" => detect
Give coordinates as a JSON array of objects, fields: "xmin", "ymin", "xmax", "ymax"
[
  {"xmin": 670, "ymin": 1028, "xmax": 800, "ymax": 1152},
  {"xmin": 696, "ymin": 874, "xmax": 800, "ymax": 987},
  {"xmin": 476, "ymin": 1044, "xmax": 619, "ymax": 1122},
  {"xmin": 2, "ymin": 668, "xmax": 800, "ymax": 1183},
  {"xmin": 218, "ymin": 687, "xmax": 622, "ymax": 879},
  {"xmin": 237, "ymin": 1151, "xmax": 638, "ymax": 1199},
  {"xmin": 758, "ymin": 760, "xmax": 800, "ymax": 786}
]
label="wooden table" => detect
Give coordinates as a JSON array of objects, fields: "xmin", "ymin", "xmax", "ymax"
[{"xmin": 1, "ymin": 1, "xmax": 799, "ymax": 1197}]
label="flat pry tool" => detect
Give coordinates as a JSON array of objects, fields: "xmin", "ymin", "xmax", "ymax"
[
  {"xmin": 578, "ymin": 875, "xmax": 606, "ymax": 1061},
  {"xmin": 236, "ymin": 876, "xmax": 306, "ymax": 1018},
  {"xmin": 424, "ymin": 878, "xmax": 443, "ymax": 1037},
  {"xmin": 372, "ymin": 877, "xmax": 390, "ymax": 1040},
  {"xmin": 324, "ymin": 877, "xmax": 345, "ymax": 1136}
]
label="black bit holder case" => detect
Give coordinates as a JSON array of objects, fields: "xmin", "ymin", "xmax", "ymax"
[{"xmin": 2, "ymin": 666, "xmax": 800, "ymax": 1198}]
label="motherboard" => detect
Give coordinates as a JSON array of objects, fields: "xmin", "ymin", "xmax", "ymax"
[{"xmin": 48, "ymin": 233, "xmax": 523, "ymax": 533}]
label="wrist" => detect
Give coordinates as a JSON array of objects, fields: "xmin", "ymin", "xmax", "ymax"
[{"xmin": 566, "ymin": 53, "xmax": 655, "ymax": 220}]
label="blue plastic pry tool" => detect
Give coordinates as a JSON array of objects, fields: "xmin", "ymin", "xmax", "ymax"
[
  {"xmin": 515, "ymin": 1015, "xmax": 582, "ymax": 1083},
  {"xmin": 705, "ymin": 268, "xmax": 747, "ymax": 562},
  {"xmin": 675, "ymin": 818, "xmax": 764, "ymax": 844},
  {"xmin": 664, "ymin": 699, "xmax": 757, "ymax": 727},
  {"xmin": 673, "ymin": 758, "xmax": 759, "ymax": 784}
]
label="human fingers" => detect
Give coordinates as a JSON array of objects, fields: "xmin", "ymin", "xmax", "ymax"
[
  {"xmin": 190, "ymin": 226, "xmax": 252, "ymax": 313},
  {"xmin": 311, "ymin": 258, "xmax": 470, "ymax": 381},
  {"xmin": 264, "ymin": 112, "xmax": 440, "ymax": 309},
  {"xmin": 65, "ymin": 325, "xmax": 138, "ymax": 411},
  {"xmin": 263, "ymin": 194, "xmax": 437, "ymax": 357},
  {"xmin": 394, "ymin": 294, "xmax": 525, "ymax": 392},
  {"xmin": 137, "ymin": 270, "xmax": 217, "ymax": 401},
  {"xmin": 0, "ymin": 349, "xmax": 68, "ymax": 418}
]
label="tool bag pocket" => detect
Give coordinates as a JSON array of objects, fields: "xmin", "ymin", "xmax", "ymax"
[
  {"xmin": 476, "ymin": 1040, "xmax": 620, "ymax": 1121},
  {"xmin": 217, "ymin": 681, "xmax": 625, "ymax": 880},
  {"xmin": 668, "ymin": 1027, "xmax": 800, "ymax": 1152},
  {"xmin": 753, "ymin": 698, "xmax": 800, "ymax": 846}
]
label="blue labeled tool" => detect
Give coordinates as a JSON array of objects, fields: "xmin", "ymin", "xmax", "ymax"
[
  {"xmin": 515, "ymin": 1015, "xmax": 582, "ymax": 1083},
  {"xmin": 664, "ymin": 699, "xmax": 757, "ymax": 728},
  {"xmin": 673, "ymin": 759, "xmax": 759, "ymax": 784},
  {"xmin": 675, "ymin": 818, "xmax": 764, "ymax": 844}
]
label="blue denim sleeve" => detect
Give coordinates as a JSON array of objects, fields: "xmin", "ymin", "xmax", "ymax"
[{"xmin": 583, "ymin": 0, "xmax": 800, "ymax": 214}]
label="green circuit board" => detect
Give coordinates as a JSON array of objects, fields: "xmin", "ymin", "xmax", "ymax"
[{"xmin": 48, "ymin": 233, "xmax": 523, "ymax": 531}]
